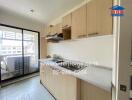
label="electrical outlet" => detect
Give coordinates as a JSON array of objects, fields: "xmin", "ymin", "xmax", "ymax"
[{"xmin": 120, "ymin": 84, "xmax": 127, "ymax": 92}]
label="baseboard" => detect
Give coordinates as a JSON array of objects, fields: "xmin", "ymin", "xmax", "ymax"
[{"xmin": 1, "ymin": 73, "xmax": 39, "ymax": 87}]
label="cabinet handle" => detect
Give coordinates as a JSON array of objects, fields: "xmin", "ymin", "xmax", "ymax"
[{"xmin": 88, "ymin": 33, "xmax": 99, "ymax": 36}]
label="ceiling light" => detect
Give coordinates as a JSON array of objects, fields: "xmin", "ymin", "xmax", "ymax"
[{"xmin": 30, "ymin": 9, "xmax": 34, "ymax": 13}]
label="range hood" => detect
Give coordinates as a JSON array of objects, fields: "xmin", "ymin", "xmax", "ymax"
[
  {"xmin": 46, "ymin": 33, "xmax": 64, "ymax": 42},
  {"xmin": 46, "ymin": 26, "xmax": 71, "ymax": 42}
]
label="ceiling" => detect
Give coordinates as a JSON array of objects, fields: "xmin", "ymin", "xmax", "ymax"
[{"xmin": 0, "ymin": 0, "xmax": 84, "ymax": 24}]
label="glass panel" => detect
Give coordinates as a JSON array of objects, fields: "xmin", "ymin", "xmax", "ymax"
[
  {"xmin": 23, "ymin": 30, "xmax": 39, "ymax": 74},
  {"xmin": 0, "ymin": 26, "xmax": 23, "ymax": 81}
]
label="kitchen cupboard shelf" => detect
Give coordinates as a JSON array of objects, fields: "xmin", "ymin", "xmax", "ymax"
[{"xmin": 45, "ymin": 0, "xmax": 112, "ymax": 41}]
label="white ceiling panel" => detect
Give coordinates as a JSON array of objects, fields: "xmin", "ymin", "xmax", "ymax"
[{"xmin": 0, "ymin": 0, "xmax": 84, "ymax": 24}]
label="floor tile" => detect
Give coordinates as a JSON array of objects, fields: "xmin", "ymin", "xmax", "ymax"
[{"xmin": 0, "ymin": 76, "xmax": 55, "ymax": 100}]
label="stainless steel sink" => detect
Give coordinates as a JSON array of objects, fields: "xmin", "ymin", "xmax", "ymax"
[
  {"xmin": 51, "ymin": 57, "xmax": 87, "ymax": 71},
  {"xmin": 58, "ymin": 62, "xmax": 87, "ymax": 71}
]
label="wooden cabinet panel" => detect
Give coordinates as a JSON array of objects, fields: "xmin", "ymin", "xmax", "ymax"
[
  {"xmin": 50, "ymin": 26, "xmax": 55, "ymax": 35},
  {"xmin": 62, "ymin": 13, "xmax": 72, "ymax": 27},
  {"xmin": 52, "ymin": 25, "xmax": 56, "ymax": 34},
  {"xmin": 45, "ymin": 23, "xmax": 62, "ymax": 35},
  {"xmin": 87, "ymin": 0, "xmax": 112, "ymax": 37},
  {"xmin": 40, "ymin": 64, "xmax": 80, "ymax": 100},
  {"xmin": 87, "ymin": 0, "xmax": 97, "ymax": 37},
  {"xmin": 80, "ymin": 80, "xmax": 111, "ymax": 100},
  {"xmin": 96, "ymin": 0, "xmax": 112, "ymax": 35},
  {"xmin": 40, "ymin": 37, "xmax": 47, "ymax": 58},
  {"xmin": 72, "ymin": 4, "xmax": 87, "ymax": 39},
  {"xmin": 56, "ymin": 23, "xmax": 62, "ymax": 33},
  {"xmin": 46, "ymin": 0, "xmax": 112, "ymax": 38},
  {"xmin": 71, "ymin": 0, "xmax": 112, "ymax": 38},
  {"xmin": 53, "ymin": 72, "xmax": 80, "ymax": 100},
  {"xmin": 40, "ymin": 64, "xmax": 111, "ymax": 100}
]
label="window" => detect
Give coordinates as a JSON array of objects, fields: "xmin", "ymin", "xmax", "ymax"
[{"xmin": 0, "ymin": 25, "xmax": 40, "ymax": 81}]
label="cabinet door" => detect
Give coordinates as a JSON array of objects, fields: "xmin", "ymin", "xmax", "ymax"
[
  {"xmin": 72, "ymin": 4, "xmax": 87, "ymax": 39},
  {"xmin": 81, "ymin": 80, "xmax": 111, "ymax": 100},
  {"xmin": 87, "ymin": 0, "xmax": 97, "ymax": 37},
  {"xmin": 40, "ymin": 64, "xmax": 80, "ymax": 100},
  {"xmin": 53, "ymin": 71, "xmax": 80, "ymax": 100},
  {"xmin": 50, "ymin": 26, "xmax": 55, "ymax": 35},
  {"xmin": 40, "ymin": 64, "xmax": 55, "ymax": 94},
  {"xmin": 62, "ymin": 13, "xmax": 72, "ymax": 27},
  {"xmin": 40, "ymin": 64, "xmax": 44, "ymax": 82},
  {"xmin": 96, "ymin": 0, "xmax": 112, "ymax": 35},
  {"xmin": 56, "ymin": 23, "xmax": 62, "ymax": 33}
]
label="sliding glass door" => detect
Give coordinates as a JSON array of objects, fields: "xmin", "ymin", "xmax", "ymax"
[
  {"xmin": 0, "ymin": 26, "xmax": 23, "ymax": 81},
  {"xmin": 0, "ymin": 24, "xmax": 40, "ymax": 82},
  {"xmin": 23, "ymin": 30, "xmax": 39, "ymax": 74}
]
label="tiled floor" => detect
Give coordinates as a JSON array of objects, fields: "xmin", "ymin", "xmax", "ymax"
[{"xmin": 0, "ymin": 76, "xmax": 55, "ymax": 100}]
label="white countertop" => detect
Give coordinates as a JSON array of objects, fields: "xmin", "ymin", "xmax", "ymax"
[{"xmin": 39, "ymin": 59, "xmax": 112, "ymax": 92}]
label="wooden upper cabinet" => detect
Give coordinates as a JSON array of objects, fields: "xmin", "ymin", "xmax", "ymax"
[
  {"xmin": 45, "ymin": 23, "xmax": 62, "ymax": 36},
  {"xmin": 96, "ymin": 0, "xmax": 112, "ymax": 35},
  {"xmin": 62, "ymin": 13, "xmax": 72, "ymax": 28},
  {"xmin": 50, "ymin": 25, "xmax": 55, "ymax": 35},
  {"xmin": 87, "ymin": 0, "xmax": 112, "ymax": 37},
  {"xmin": 87, "ymin": 0, "xmax": 97, "ymax": 37},
  {"xmin": 72, "ymin": 4, "xmax": 87, "ymax": 39},
  {"xmin": 56, "ymin": 23, "xmax": 62, "ymax": 33},
  {"xmin": 46, "ymin": 0, "xmax": 112, "ymax": 38}
]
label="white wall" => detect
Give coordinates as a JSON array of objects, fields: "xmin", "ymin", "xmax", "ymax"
[
  {"xmin": 0, "ymin": 8, "xmax": 46, "ymax": 58},
  {"xmin": 0, "ymin": 8, "xmax": 45, "ymax": 37},
  {"xmin": 48, "ymin": 35, "xmax": 114, "ymax": 68},
  {"xmin": 49, "ymin": 0, "xmax": 91, "ymax": 25},
  {"xmin": 114, "ymin": 0, "xmax": 132, "ymax": 100}
]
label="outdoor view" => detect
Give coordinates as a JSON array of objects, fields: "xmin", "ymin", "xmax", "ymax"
[{"xmin": 0, "ymin": 26, "xmax": 39, "ymax": 81}]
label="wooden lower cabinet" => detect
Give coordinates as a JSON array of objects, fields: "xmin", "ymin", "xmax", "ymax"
[
  {"xmin": 40, "ymin": 64, "xmax": 80, "ymax": 100},
  {"xmin": 80, "ymin": 80, "xmax": 111, "ymax": 100},
  {"xmin": 40, "ymin": 64, "xmax": 111, "ymax": 100}
]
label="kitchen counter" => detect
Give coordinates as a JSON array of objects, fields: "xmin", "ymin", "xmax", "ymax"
[{"xmin": 39, "ymin": 58, "xmax": 112, "ymax": 92}]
